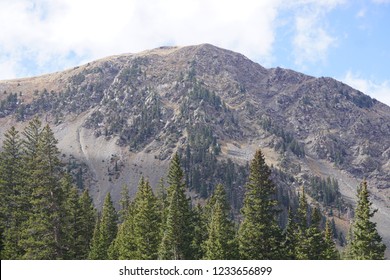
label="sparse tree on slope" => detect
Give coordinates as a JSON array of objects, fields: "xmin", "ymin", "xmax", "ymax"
[{"xmin": 238, "ymin": 149, "xmax": 282, "ymax": 259}]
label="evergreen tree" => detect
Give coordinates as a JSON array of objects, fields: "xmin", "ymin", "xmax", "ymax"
[
  {"xmin": 132, "ymin": 178, "xmax": 161, "ymax": 259},
  {"xmin": 203, "ymin": 184, "xmax": 238, "ymax": 260},
  {"xmin": 303, "ymin": 207, "xmax": 327, "ymax": 259},
  {"xmin": 347, "ymin": 180, "xmax": 386, "ymax": 259},
  {"xmin": 191, "ymin": 204, "xmax": 207, "ymax": 260},
  {"xmin": 109, "ymin": 202, "xmax": 137, "ymax": 259},
  {"xmin": 322, "ymin": 219, "xmax": 339, "ymax": 259},
  {"xmin": 238, "ymin": 149, "xmax": 282, "ymax": 259},
  {"xmin": 77, "ymin": 189, "xmax": 96, "ymax": 259},
  {"xmin": 60, "ymin": 175, "xmax": 96, "ymax": 259},
  {"xmin": 60, "ymin": 175, "xmax": 81, "ymax": 259},
  {"xmin": 159, "ymin": 153, "xmax": 193, "ymax": 260},
  {"xmin": 282, "ymin": 209, "xmax": 298, "ymax": 259},
  {"xmin": 118, "ymin": 184, "xmax": 130, "ymax": 223},
  {"xmin": 295, "ymin": 187, "xmax": 309, "ymax": 259},
  {"xmin": 19, "ymin": 124, "xmax": 64, "ymax": 259},
  {"xmin": 0, "ymin": 127, "xmax": 23, "ymax": 258},
  {"xmin": 89, "ymin": 192, "xmax": 118, "ymax": 259}
]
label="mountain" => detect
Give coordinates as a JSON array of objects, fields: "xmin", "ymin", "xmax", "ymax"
[{"xmin": 0, "ymin": 44, "xmax": 389, "ymax": 256}]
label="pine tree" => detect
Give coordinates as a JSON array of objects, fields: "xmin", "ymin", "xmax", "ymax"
[
  {"xmin": 203, "ymin": 184, "xmax": 238, "ymax": 260},
  {"xmin": 348, "ymin": 180, "xmax": 386, "ymax": 259},
  {"xmin": 295, "ymin": 187, "xmax": 310, "ymax": 259},
  {"xmin": 77, "ymin": 189, "xmax": 96, "ymax": 259},
  {"xmin": 19, "ymin": 124, "xmax": 65, "ymax": 259},
  {"xmin": 304, "ymin": 207, "xmax": 327, "ymax": 259},
  {"xmin": 282, "ymin": 209, "xmax": 298, "ymax": 259},
  {"xmin": 322, "ymin": 219, "xmax": 339, "ymax": 259},
  {"xmin": 109, "ymin": 202, "xmax": 137, "ymax": 259},
  {"xmin": 0, "ymin": 127, "xmax": 23, "ymax": 258},
  {"xmin": 89, "ymin": 192, "xmax": 118, "ymax": 259},
  {"xmin": 118, "ymin": 184, "xmax": 130, "ymax": 223},
  {"xmin": 238, "ymin": 149, "xmax": 282, "ymax": 259},
  {"xmin": 191, "ymin": 204, "xmax": 207, "ymax": 260},
  {"xmin": 60, "ymin": 175, "xmax": 96, "ymax": 259},
  {"xmin": 60, "ymin": 174, "xmax": 81, "ymax": 259},
  {"xmin": 159, "ymin": 153, "xmax": 193, "ymax": 260},
  {"xmin": 132, "ymin": 178, "xmax": 161, "ymax": 259}
]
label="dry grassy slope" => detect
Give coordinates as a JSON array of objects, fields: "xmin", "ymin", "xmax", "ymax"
[{"xmin": 0, "ymin": 44, "xmax": 389, "ymax": 257}]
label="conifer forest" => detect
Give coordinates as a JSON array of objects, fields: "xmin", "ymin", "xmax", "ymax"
[{"xmin": 0, "ymin": 119, "xmax": 386, "ymax": 260}]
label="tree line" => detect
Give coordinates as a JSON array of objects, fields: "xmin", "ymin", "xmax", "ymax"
[{"xmin": 0, "ymin": 119, "xmax": 386, "ymax": 259}]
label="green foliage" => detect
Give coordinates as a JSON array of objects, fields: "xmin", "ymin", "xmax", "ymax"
[
  {"xmin": 203, "ymin": 184, "xmax": 238, "ymax": 259},
  {"xmin": 118, "ymin": 184, "xmax": 130, "ymax": 223},
  {"xmin": 3, "ymin": 123, "xmax": 383, "ymax": 260},
  {"xmin": 88, "ymin": 192, "xmax": 118, "ymax": 259},
  {"xmin": 0, "ymin": 92, "xmax": 19, "ymax": 117},
  {"xmin": 18, "ymin": 124, "xmax": 65, "ymax": 259},
  {"xmin": 346, "ymin": 180, "xmax": 386, "ymax": 259},
  {"xmin": 76, "ymin": 189, "xmax": 96, "ymax": 259},
  {"xmin": 0, "ymin": 127, "xmax": 23, "ymax": 258},
  {"xmin": 238, "ymin": 149, "xmax": 283, "ymax": 259},
  {"xmin": 159, "ymin": 154, "xmax": 193, "ymax": 259},
  {"xmin": 307, "ymin": 176, "xmax": 341, "ymax": 206},
  {"xmin": 282, "ymin": 209, "xmax": 298, "ymax": 259},
  {"xmin": 261, "ymin": 117, "xmax": 305, "ymax": 158},
  {"xmin": 132, "ymin": 178, "xmax": 161, "ymax": 259},
  {"xmin": 323, "ymin": 219, "xmax": 339, "ymax": 259}
]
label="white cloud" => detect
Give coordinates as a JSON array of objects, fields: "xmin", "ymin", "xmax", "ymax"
[
  {"xmin": 0, "ymin": 0, "xmax": 283, "ymax": 79},
  {"xmin": 290, "ymin": 0, "xmax": 345, "ymax": 69},
  {"xmin": 356, "ymin": 8, "xmax": 366, "ymax": 18},
  {"xmin": 342, "ymin": 71, "xmax": 390, "ymax": 106}
]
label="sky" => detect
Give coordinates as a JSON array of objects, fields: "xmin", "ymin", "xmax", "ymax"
[{"xmin": 0, "ymin": 0, "xmax": 389, "ymax": 105}]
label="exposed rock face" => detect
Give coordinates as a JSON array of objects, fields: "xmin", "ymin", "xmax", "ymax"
[{"xmin": 0, "ymin": 44, "xmax": 389, "ymax": 255}]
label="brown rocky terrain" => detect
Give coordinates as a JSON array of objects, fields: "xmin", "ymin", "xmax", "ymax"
[{"xmin": 0, "ymin": 44, "xmax": 389, "ymax": 256}]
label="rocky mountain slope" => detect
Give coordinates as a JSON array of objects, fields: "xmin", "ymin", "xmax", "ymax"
[{"xmin": 0, "ymin": 44, "xmax": 389, "ymax": 256}]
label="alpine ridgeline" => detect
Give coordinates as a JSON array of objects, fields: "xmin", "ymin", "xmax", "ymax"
[{"xmin": 0, "ymin": 44, "xmax": 389, "ymax": 256}]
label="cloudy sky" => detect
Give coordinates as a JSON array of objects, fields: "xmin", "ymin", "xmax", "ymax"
[{"xmin": 0, "ymin": 0, "xmax": 389, "ymax": 105}]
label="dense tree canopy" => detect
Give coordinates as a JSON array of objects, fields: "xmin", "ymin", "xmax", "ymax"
[{"xmin": 0, "ymin": 122, "xmax": 385, "ymax": 260}]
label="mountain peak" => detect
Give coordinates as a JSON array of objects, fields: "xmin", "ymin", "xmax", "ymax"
[{"xmin": 0, "ymin": 45, "xmax": 389, "ymax": 256}]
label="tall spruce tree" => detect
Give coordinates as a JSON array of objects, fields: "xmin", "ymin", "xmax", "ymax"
[
  {"xmin": 77, "ymin": 189, "xmax": 97, "ymax": 259},
  {"xmin": 282, "ymin": 209, "xmax": 298, "ymax": 259},
  {"xmin": 0, "ymin": 127, "xmax": 24, "ymax": 259},
  {"xmin": 159, "ymin": 153, "xmax": 193, "ymax": 260},
  {"xmin": 109, "ymin": 202, "xmax": 136, "ymax": 259},
  {"xmin": 89, "ymin": 192, "xmax": 118, "ymax": 259},
  {"xmin": 132, "ymin": 178, "xmax": 161, "ymax": 259},
  {"xmin": 304, "ymin": 207, "xmax": 327, "ymax": 260},
  {"xmin": 0, "ymin": 127, "xmax": 23, "ymax": 257},
  {"xmin": 347, "ymin": 180, "xmax": 386, "ymax": 259},
  {"xmin": 19, "ymin": 124, "xmax": 64, "ymax": 259},
  {"xmin": 60, "ymin": 174, "xmax": 81, "ymax": 259},
  {"xmin": 118, "ymin": 184, "xmax": 130, "ymax": 223},
  {"xmin": 295, "ymin": 187, "xmax": 310, "ymax": 259},
  {"xmin": 238, "ymin": 149, "xmax": 282, "ymax": 259},
  {"xmin": 203, "ymin": 184, "xmax": 238, "ymax": 260},
  {"xmin": 323, "ymin": 219, "xmax": 339, "ymax": 259},
  {"xmin": 191, "ymin": 204, "xmax": 207, "ymax": 260}
]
